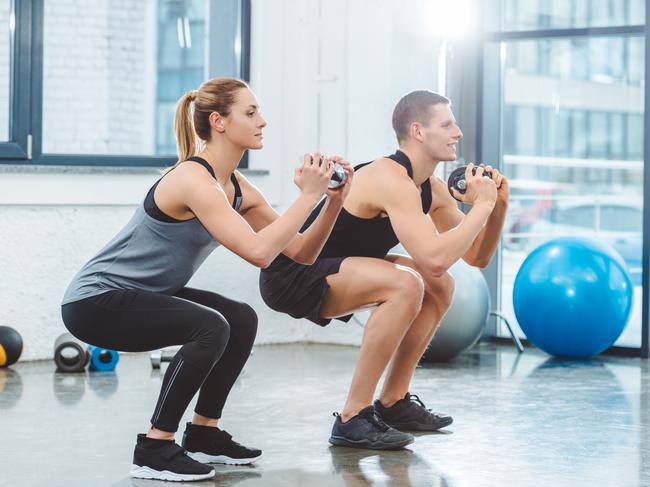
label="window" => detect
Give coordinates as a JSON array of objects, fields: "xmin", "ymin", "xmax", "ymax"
[
  {"xmin": 552, "ymin": 205, "xmax": 595, "ymax": 228},
  {"xmin": 156, "ymin": 0, "xmax": 208, "ymax": 156},
  {"xmin": 0, "ymin": 0, "xmax": 250, "ymax": 165},
  {"xmin": 0, "ymin": 0, "xmax": 12, "ymax": 142},
  {"xmin": 500, "ymin": 0, "xmax": 645, "ymax": 31},
  {"xmin": 484, "ymin": 1, "xmax": 645, "ymax": 350},
  {"xmin": 628, "ymin": 114, "xmax": 644, "ymax": 160}
]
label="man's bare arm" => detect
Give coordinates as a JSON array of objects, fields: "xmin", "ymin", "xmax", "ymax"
[
  {"xmin": 377, "ymin": 165, "xmax": 495, "ymax": 280},
  {"xmin": 428, "ymin": 176, "xmax": 505, "ymax": 267}
]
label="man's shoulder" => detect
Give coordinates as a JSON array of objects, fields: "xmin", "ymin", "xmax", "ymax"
[
  {"xmin": 364, "ymin": 157, "xmax": 410, "ymax": 181},
  {"xmin": 359, "ymin": 158, "xmax": 421, "ymax": 210}
]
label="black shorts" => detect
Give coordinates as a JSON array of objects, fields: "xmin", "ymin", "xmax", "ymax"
[{"xmin": 259, "ymin": 254, "xmax": 353, "ymax": 326}]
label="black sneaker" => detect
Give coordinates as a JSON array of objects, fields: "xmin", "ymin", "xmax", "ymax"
[
  {"xmin": 182, "ymin": 422, "xmax": 262, "ymax": 465},
  {"xmin": 129, "ymin": 434, "xmax": 215, "ymax": 482},
  {"xmin": 328, "ymin": 405, "xmax": 414, "ymax": 450},
  {"xmin": 374, "ymin": 393, "xmax": 453, "ymax": 432}
]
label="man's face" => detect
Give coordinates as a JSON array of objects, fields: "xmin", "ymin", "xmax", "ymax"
[{"xmin": 418, "ymin": 103, "xmax": 463, "ymax": 161}]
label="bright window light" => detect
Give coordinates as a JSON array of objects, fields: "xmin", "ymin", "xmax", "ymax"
[{"xmin": 425, "ymin": 0, "xmax": 475, "ymax": 39}]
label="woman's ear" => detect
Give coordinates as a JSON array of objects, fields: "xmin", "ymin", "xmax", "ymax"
[{"xmin": 209, "ymin": 112, "xmax": 225, "ymax": 133}]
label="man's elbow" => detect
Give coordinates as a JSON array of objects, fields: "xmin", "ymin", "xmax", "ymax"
[
  {"xmin": 464, "ymin": 255, "xmax": 491, "ymax": 269},
  {"xmin": 424, "ymin": 257, "xmax": 449, "ymax": 278}
]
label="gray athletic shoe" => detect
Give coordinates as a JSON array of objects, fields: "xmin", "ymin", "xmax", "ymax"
[
  {"xmin": 328, "ymin": 405, "xmax": 414, "ymax": 450},
  {"xmin": 375, "ymin": 393, "xmax": 453, "ymax": 432}
]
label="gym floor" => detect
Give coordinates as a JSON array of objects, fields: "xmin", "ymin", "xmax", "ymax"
[{"xmin": 1, "ymin": 342, "xmax": 648, "ymax": 487}]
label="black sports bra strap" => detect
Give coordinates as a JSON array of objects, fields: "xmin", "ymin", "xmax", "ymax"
[
  {"xmin": 187, "ymin": 156, "xmax": 217, "ymax": 180},
  {"xmin": 353, "ymin": 161, "xmax": 373, "ymax": 171},
  {"xmin": 230, "ymin": 173, "xmax": 243, "ymax": 211},
  {"xmin": 187, "ymin": 157, "xmax": 243, "ymax": 211}
]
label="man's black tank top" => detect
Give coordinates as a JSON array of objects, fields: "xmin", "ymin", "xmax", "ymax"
[{"xmin": 269, "ymin": 150, "xmax": 432, "ymax": 269}]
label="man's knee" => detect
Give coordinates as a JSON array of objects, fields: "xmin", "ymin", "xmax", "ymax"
[
  {"xmin": 425, "ymin": 272, "xmax": 455, "ymax": 312},
  {"xmin": 392, "ymin": 268, "xmax": 425, "ymax": 314}
]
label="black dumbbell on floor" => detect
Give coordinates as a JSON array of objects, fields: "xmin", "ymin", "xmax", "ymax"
[
  {"xmin": 54, "ymin": 333, "xmax": 90, "ymax": 373},
  {"xmin": 447, "ymin": 165, "xmax": 493, "ymax": 201},
  {"xmin": 150, "ymin": 348, "xmax": 177, "ymax": 369}
]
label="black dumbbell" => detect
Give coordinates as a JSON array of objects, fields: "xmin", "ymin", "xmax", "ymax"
[
  {"xmin": 54, "ymin": 333, "xmax": 90, "ymax": 373},
  {"xmin": 150, "ymin": 349, "xmax": 174, "ymax": 369},
  {"xmin": 447, "ymin": 165, "xmax": 493, "ymax": 201}
]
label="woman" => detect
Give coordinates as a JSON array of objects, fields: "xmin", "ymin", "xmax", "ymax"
[{"xmin": 61, "ymin": 77, "xmax": 352, "ymax": 482}]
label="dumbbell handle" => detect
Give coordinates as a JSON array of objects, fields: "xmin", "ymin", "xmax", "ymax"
[
  {"xmin": 150, "ymin": 349, "xmax": 174, "ymax": 369},
  {"xmin": 328, "ymin": 163, "xmax": 347, "ymax": 189}
]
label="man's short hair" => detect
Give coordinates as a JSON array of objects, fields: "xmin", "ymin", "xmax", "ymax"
[{"xmin": 392, "ymin": 90, "xmax": 450, "ymax": 143}]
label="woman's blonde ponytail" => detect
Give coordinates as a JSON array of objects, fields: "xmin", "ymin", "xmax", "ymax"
[{"xmin": 173, "ymin": 90, "xmax": 198, "ymax": 163}]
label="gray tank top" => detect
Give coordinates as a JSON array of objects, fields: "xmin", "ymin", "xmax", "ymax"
[{"xmin": 62, "ymin": 158, "xmax": 242, "ymax": 305}]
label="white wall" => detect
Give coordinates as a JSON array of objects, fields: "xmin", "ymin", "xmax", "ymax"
[
  {"xmin": 2, "ymin": 0, "xmax": 443, "ymax": 360},
  {"xmin": 249, "ymin": 0, "xmax": 443, "ymax": 205}
]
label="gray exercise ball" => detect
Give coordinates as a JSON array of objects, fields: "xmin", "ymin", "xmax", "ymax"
[{"xmin": 421, "ymin": 260, "xmax": 490, "ymax": 363}]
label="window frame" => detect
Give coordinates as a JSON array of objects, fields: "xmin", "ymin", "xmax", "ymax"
[
  {"xmin": 478, "ymin": 0, "xmax": 650, "ymax": 357},
  {"xmin": 0, "ymin": 0, "xmax": 31, "ymax": 160},
  {"xmin": 0, "ymin": 0, "xmax": 251, "ymax": 167}
]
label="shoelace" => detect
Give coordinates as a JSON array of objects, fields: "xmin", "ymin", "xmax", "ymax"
[
  {"xmin": 408, "ymin": 393, "xmax": 429, "ymax": 410},
  {"xmin": 333, "ymin": 411, "xmax": 390, "ymax": 431},
  {"xmin": 369, "ymin": 411, "xmax": 390, "ymax": 432},
  {"xmin": 408, "ymin": 393, "xmax": 447, "ymax": 420}
]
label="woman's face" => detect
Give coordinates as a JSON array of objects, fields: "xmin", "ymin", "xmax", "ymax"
[{"xmin": 220, "ymin": 88, "xmax": 267, "ymax": 150}]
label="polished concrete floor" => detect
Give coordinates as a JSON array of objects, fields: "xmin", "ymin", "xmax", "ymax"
[{"xmin": 1, "ymin": 342, "xmax": 649, "ymax": 487}]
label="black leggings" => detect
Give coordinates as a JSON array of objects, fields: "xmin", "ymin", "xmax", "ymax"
[{"xmin": 61, "ymin": 287, "xmax": 258, "ymax": 433}]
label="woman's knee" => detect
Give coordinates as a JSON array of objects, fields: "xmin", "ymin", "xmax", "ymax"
[
  {"xmin": 197, "ymin": 311, "xmax": 231, "ymax": 349},
  {"xmin": 232, "ymin": 302, "xmax": 258, "ymax": 345}
]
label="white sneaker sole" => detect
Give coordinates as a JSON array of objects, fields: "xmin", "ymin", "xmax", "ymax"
[
  {"xmin": 186, "ymin": 451, "xmax": 263, "ymax": 465},
  {"xmin": 129, "ymin": 464, "xmax": 215, "ymax": 482}
]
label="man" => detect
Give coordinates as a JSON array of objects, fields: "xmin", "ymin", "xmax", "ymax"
[{"xmin": 260, "ymin": 90, "xmax": 508, "ymax": 449}]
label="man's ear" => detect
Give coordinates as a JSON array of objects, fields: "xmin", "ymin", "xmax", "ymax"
[{"xmin": 411, "ymin": 123, "xmax": 423, "ymax": 142}]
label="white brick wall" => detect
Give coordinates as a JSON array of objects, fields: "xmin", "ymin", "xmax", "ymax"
[{"xmin": 42, "ymin": 0, "xmax": 153, "ymax": 154}]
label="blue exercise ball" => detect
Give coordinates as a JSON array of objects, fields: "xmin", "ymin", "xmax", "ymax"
[{"xmin": 513, "ymin": 237, "xmax": 633, "ymax": 358}]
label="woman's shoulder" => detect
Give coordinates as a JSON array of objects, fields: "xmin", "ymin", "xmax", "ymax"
[{"xmin": 167, "ymin": 160, "xmax": 217, "ymax": 185}]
